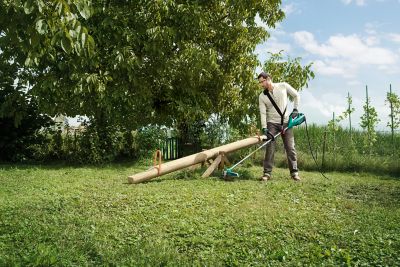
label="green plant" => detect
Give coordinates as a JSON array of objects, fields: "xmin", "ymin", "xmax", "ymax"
[
  {"xmin": 0, "ymin": 58, "xmax": 53, "ymax": 161},
  {"xmin": 2, "ymin": 0, "xmax": 286, "ymax": 132},
  {"xmin": 134, "ymin": 125, "xmax": 167, "ymax": 159},
  {"xmin": 337, "ymin": 92, "xmax": 355, "ymax": 141},
  {"xmin": 360, "ymin": 86, "xmax": 380, "ymax": 155},
  {"xmin": 386, "ymin": 85, "xmax": 400, "ymax": 153}
]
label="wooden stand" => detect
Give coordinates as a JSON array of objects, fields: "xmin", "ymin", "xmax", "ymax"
[
  {"xmin": 201, "ymin": 151, "xmax": 231, "ymax": 178},
  {"xmin": 128, "ymin": 135, "xmax": 263, "ymax": 184}
]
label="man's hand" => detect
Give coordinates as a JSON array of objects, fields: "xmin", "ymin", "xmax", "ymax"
[
  {"xmin": 262, "ymin": 128, "xmax": 268, "ymax": 136},
  {"xmin": 290, "ymin": 108, "xmax": 299, "ymax": 119},
  {"xmin": 262, "ymin": 128, "xmax": 274, "ymax": 141}
]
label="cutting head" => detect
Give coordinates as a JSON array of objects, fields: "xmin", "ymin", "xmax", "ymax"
[{"xmin": 223, "ymin": 168, "xmax": 240, "ymax": 180}]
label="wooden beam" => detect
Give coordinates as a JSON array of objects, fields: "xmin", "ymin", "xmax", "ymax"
[
  {"xmin": 128, "ymin": 135, "xmax": 263, "ymax": 184},
  {"xmin": 201, "ymin": 155, "xmax": 222, "ymax": 178}
]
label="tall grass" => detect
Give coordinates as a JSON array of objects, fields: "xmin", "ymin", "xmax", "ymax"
[
  {"xmin": 294, "ymin": 124, "xmax": 400, "ymax": 157},
  {"xmin": 208, "ymin": 123, "xmax": 399, "ymax": 176},
  {"xmin": 279, "ymin": 124, "xmax": 400, "ymax": 176}
]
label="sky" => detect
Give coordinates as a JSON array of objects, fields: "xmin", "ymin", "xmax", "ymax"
[{"xmin": 255, "ymin": 0, "xmax": 400, "ymax": 131}]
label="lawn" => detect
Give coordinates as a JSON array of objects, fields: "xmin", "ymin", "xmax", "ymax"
[{"xmin": 0, "ymin": 162, "xmax": 399, "ymax": 266}]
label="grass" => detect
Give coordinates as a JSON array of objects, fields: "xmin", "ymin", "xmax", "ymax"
[{"xmin": 0, "ymin": 162, "xmax": 399, "ymax": 266}]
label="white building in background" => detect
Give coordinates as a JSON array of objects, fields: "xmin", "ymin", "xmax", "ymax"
[{"xmin": 53, "ymin": 114, "xmax": 68, "ymax": 132}]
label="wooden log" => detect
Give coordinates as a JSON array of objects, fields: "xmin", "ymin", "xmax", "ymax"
[
  {"xmin": 201, "ymin": 154, "xmax": 222, "ymax": 178},
  {"xmin": 127, "ymin": 135, "xmax": 263, "ymax": 184}
]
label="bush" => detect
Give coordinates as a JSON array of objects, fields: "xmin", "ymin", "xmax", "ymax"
[
  {"xmin": 16, "ymin": 123, "xmax": 168, "ymax": 164},
  {"xmin": 133, "ymin": 125, "xmax": 167, "ymax": 159},
  {"xmin": 0, "ymin": 88, "xmax": 53, "ymax": 162}
]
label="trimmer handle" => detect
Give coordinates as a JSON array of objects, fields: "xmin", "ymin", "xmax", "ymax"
[{"xmin": 288, "ymin": 113, "xmax": 306, "ymax": 129}]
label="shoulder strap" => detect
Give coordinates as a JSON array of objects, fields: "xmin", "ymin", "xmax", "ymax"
[{"xmin": 263, "ymin": 89, "xmax": 287, "ymax": 125}]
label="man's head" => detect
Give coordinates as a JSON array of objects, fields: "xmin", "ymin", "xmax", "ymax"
[{"xmin": 258, "ymin": 72, "xmax": 273, "ymax": 91}]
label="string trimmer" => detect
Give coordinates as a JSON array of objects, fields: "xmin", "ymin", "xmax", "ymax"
[{"xmin": 223, "ymin": 113, "xmax": 306, "ymax": 179}]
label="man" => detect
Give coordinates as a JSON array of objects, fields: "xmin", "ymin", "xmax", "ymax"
[{"xmin": 258, "ymin": 72, "xmax": 301, "ymax": 181}]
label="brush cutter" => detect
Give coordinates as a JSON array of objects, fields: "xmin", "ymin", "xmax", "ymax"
[{"xmin": 223, "ymin": 113, "xmax": 306, "ymax": 179}]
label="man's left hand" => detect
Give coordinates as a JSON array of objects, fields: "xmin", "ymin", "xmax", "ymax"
[{"xmin": 291, "ymin": 109, "xmax": 299, "ymax": 119}]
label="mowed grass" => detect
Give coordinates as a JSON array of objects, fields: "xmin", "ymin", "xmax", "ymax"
[{"xmin": 0, "ymin": 162, "xmax": 399, "ymax": 266}]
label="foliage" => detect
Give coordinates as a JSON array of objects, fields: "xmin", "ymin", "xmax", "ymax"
[
  {"xmin": 327, "ymin": 112, "xmax": 340, "ymax": 132},
  {"xmin": 262, "ymin": 51, "xmax": 315, "ymax": 91},
  {"xmin": 0, "ymin": 164, "xmax": 399, "ymax": 266},
  {"xmin": 291, "ymin": 124, "xmax": 400, "ymax": 176},
  {"xmin": 360, "ymin": 88, "xmax": 380, "ymax": 154},
  {"xmin": 360, "ymin": 101, "xmax": 380, "ymax": 133},
  {"xmin": 1, "ymin": 0, "xmax": 285, "ymax": 130},
  {"xmin": 59, "ymin": 124, "xmax": 167, "ymax": 163},
  {"xmin": 337, "ymin": 92, "xmax": 355, "ymax": 130},
  {"xmin": 0, "ymin": 121, "xmax": 166, "ymax": 164},
  {"xmin": 386, "ymin": 89, "xmax": 400, "ymax": 131},
  {"xmin": 200, "ymin": 115, "xmax": 229, "ymax": 148},
  {"xmin": 133, "ymin": 125, "xmax": 167, "ymax": 159},
  {"xmin": 327, "ymin": 93, "xmax": 356, "ymax": 152},
  {"xmin": 0, "ymin": 55, "xmax": 53, "ymax": 161}
]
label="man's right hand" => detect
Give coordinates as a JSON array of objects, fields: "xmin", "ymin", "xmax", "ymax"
[{"xmin": 262, "ymin": 128, "xmax": 274, "ymax": 141}]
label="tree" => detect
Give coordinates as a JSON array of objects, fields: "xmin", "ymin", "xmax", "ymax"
[
  {"xmin": 360, "ymin": 86, "xmax": 380, "ymax": 154},
  {"xmin": 1, "ymin": 0, "xmax": 286, "ymax": 131},
  {"xmin": 0, "ymin": 54, "xmax": 52, "ymax": 161},
  {"xmin": 385, "ymin": 84, "xmax": 400, "ymax": 150},
  {"xmin": 337, "ymin": 92, "xmax": 355, "ymax": 141},
  {"xmin": 263, "ymin": 51, "xmax": 315, "ymax": 90}
]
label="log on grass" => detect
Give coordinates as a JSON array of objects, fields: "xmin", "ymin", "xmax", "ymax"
[{"xmin": 127, "ymin": 135, "xmax": 264, "ymax": 184}]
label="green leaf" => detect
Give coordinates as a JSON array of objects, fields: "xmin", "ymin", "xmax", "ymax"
[
  {"xmin": 23, "ymin": 0, "xmax": 35, "ymax": 14},
  {"xmin": 74, "ymin": 42, "xmax": 82, "ymax": 55},
  {"xmin": 35, "ymin": 19, "xmax": 48, "ymax": 35},
  {"xmin": 24, "ymin": 56, "xmax": 32, "ymax": 67},
  {"xmin": 56, "ymin": 1, "xmax": 63, "ymax": 16},
  {"xmin": 75, "ymin": 25, "xmax": 82, "ymax": 36},
  {"xmin": 87, "ymin": 35, "xmax": 95, "ymax": 57},
  {"xmin": 30, "ymin": 33, "xmax": 40, "ymax": 47},
  {"xmin": 75, "ymin": 1, "xmax": 92, "ymax": 20},
  {"xmin": 61, "ymin": 36, "xmax": 72, "ymax": 54},
  {"xmin": 37, "ymin": 0, "xmax": 45, "ymax": 13},
  {"xmin": 81, "ymin": 32, "xmax": 87, "ymax": 48},
  {"xmin": 51, "ymin": 32, "xmax": 62, "ymax": 46}
]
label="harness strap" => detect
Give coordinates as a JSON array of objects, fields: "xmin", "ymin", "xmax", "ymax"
[{"xmin": 264, "ymin": 89, "xmax": 287, "ymax": 132}]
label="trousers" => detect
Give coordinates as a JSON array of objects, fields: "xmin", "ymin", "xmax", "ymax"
[{"xmin": 263, "ymin": 122, "xmax": 298, "ymax": 175}]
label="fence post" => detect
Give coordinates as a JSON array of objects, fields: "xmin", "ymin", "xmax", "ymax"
[
  {"xmin": 348, "ymin": 91, "xmax": 352, "ymax": 142},
  {"xmin": 174, "ymin": 138, "xmax": 178, "ymax": 159},
  {"xmin": 389, "ymin": 84, "xmax": 395, "ymax": 155},
  {"xmin": 332, "ymin": 112, "xmax": 336, "ymax": 161},
  {"xmin": 365, "ymin": 85, "xmax": 371, "ymax": 155},
  {"xmin": 322, "ymin": 130, "xmax": 327, "ymax": 169}
]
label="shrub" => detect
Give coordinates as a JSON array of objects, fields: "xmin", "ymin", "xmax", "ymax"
[
  {"xmin": 0, "ymin": 87, "xmax": 53, "ymax": 162},
  {"xmin": 133, "ymin": 125, "xmax": 167, "ymax": 159}
]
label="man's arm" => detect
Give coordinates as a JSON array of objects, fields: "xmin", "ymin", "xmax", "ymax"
[
  {"xmin": 284, "ymin": 82, "xmax": 300, "ymax": 109},
  {"xmin": 259, "ymin": 94, "xmax": 267, "ymax": 129}
]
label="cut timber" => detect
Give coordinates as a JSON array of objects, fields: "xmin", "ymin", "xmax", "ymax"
[
  {"xmin": 201, "ymin": 152, "xmax": 230, "ymax": 178},
  {"xmin": 201, "ymin": 154, "xmax": 222, "ymax": 178},
  {"xmin": 128, "ymin": 135, "xmax": 263, "ymax": 184}
]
